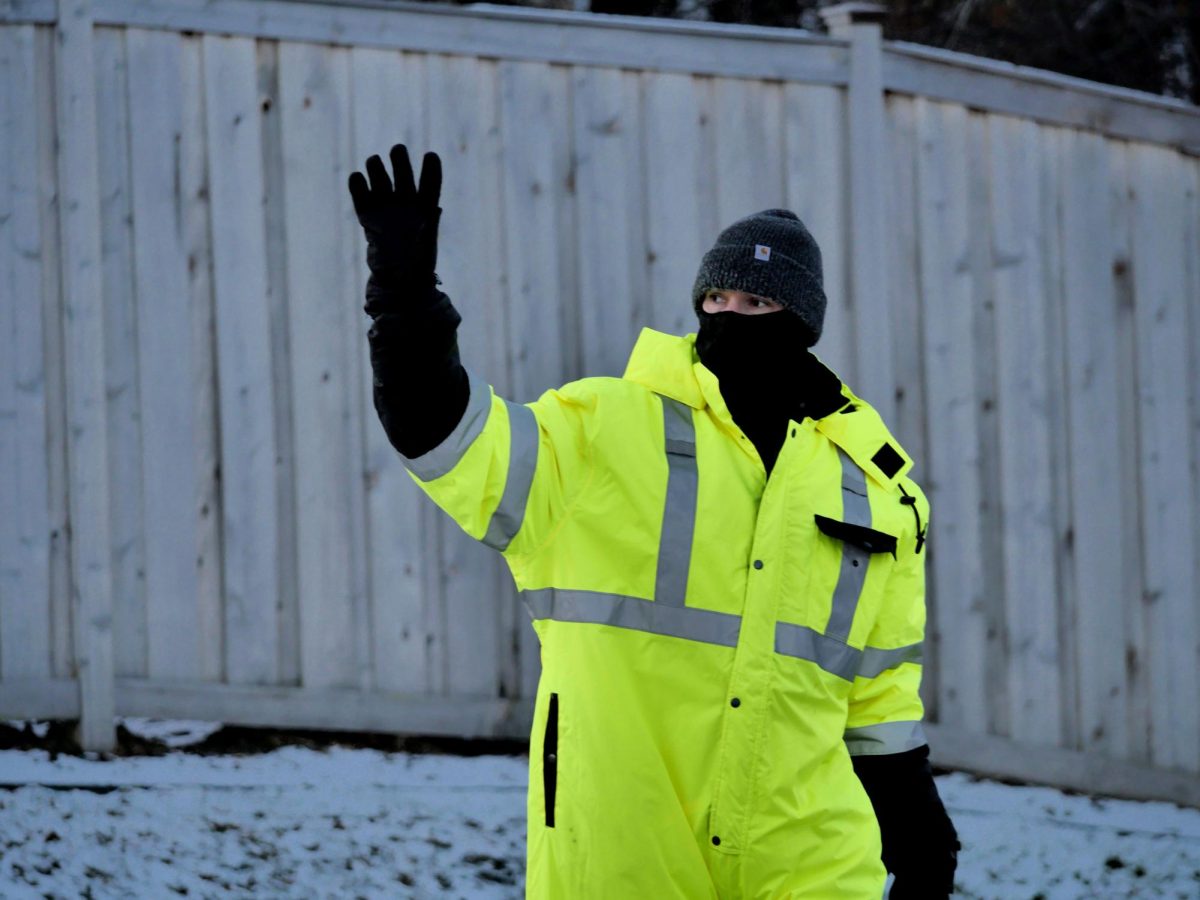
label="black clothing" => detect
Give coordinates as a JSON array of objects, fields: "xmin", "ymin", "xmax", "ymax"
[
  {"xmin": 694, "ymin": 310, "xmax": 845, "ymax": 473},
  {"xmin": 853, "ymin": 744, "xmax": 961, "ymax": 898}
]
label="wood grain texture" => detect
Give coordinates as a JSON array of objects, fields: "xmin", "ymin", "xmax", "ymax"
[
  {"xmin": 643, "ymin": 72, "xmax": 713, "ymax": 338},
  {"xmin": 1128, "ymin": 141, "xmax": 1200, "ymax": 773},
  {"xmin": 783, "ymin": 84, "xmax": 852, "ymax": 381},
  {"xmin": 277, "ymin": 40, "xmax": 361, "ymax": 690},
  {"xmin": 914, "ymin": 98, "xmax": 988, "ymax": 736},
  {"xmin": 125, "ymin": 27, "xmax": 204, "ymax": 681},
  {"xmin": 93, "ymin": 26, "xmax": 147, "ymax": 680},
  {"xmin": 1058, "ymin": 129, "xmax": 1130, "ymax": 758},
  {"xmin": 571, "ymin": 65, "xmax": 646, "ymax": 380},
  {"xmin": 0, "ymin": 23, "xmax": 53, "ymax": 681},
  {"xmin": 53, "ymin": 0, "xmax": 116, "ymax": 750},
  {"xmin": 987, "ymin": 113, "xmax": 1061, "ymax": 744},
  {"xmin": 32, "ymin": 24, "xmax": 72, "ymax": 684},
  {"xmin": 203, "ymin": 33, "xmax": 281, "ymax": 685}
]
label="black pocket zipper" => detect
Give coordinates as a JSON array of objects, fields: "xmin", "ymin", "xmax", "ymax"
[{"xmin": 543, "ymin": 692, "xmax": 559, "ymax": 828}]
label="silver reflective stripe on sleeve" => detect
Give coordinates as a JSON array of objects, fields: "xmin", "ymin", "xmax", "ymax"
[
  {"xmin": 482, "ymin": 402, "xmax": 539, "ymax": 551},
  {"xmin": 523, "ymin": 589, "xmax": 740, "ymax": 648},
  {"xmin": 774, "ymin": 621, "xmax": 862, "ymax": 682},
  {"xmin": 823, "ymin": 449, "xmax": 873, "ymax": 642},
  {"xmin": 858, "ymin": 641, "xmax": 923, "ymax": 678},
  {"xmin": 843, "ymin": 720, "xmax": 928, "ymax": 756},
  {"xmin": 653, "ymin": 397, "xmax": 698, "ymax": 608},
  {"xmin": 403, "ymin": 369, "xmax": 493, "ymax": 482}
]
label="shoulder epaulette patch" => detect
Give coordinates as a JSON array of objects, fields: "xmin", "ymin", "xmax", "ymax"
[{"xmin": 871, "ymin": 442, "xmax": 905, "ymax": 479}]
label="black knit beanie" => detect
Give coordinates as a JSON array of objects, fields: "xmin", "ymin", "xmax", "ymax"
[{"xmin": 691, "ymin": 208, "xmax": 827, "ymax": 346}]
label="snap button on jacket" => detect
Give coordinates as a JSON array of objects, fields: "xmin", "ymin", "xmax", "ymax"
[{"xmin": 403, "ymin": 328, "xmax": 931, "ymax": 899}]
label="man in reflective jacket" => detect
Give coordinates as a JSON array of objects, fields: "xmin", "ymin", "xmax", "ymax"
[{"xmin": 349, "ymin": 144, "xmax": 959, "ymax": 898}]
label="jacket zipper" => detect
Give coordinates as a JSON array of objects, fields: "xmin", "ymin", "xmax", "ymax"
[{"xmin": 544, "ymin": 692, "xmax": 559, "ymax": 828}]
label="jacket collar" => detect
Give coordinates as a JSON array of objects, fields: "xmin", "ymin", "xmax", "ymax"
[{"xmin": 622, "ymin": 327, "xmax": 914, "ymax": 489}]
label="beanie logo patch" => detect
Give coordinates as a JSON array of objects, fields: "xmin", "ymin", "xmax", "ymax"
[{"xmin": 754, "ymin": 244, "xmax": 772, "ymax": 261}]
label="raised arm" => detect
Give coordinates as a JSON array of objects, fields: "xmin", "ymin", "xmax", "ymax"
[{"xmin": 348, "ymin": 143, "xmax": 467, "ymax": 458}]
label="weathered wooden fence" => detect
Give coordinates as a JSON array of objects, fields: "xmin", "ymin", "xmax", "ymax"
[{"xmin": 1, "ymin": 0, "xmax": 1198, "ymax": 804}]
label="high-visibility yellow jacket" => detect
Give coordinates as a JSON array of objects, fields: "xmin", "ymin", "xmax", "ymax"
[{"xmin": 403, "ymin": 328, "xmax": 930, "ymax": 899}]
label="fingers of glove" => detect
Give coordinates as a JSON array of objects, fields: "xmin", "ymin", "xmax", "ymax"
[
  {"xmin": 390, "ymin": 144, "xmax": 417, "ymax": 204},
  {"xmin": 417, "ymin": 151, "xmax": 442, "ymax": 213},
  {"xmin": 365, "ymin": 153, "xmax": 394, "ymax": 196},
  {"xmin": 347, "ymin": 171, "xmax": 372, "ymax": 220}
]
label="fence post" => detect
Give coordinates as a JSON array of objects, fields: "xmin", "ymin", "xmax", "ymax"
[
  {"xmin": 54, "ymin": 0, "xmax": 116, "ymax": 751},
  {"xmin": 819, "ymin": 2, "xmax": 895, "ymax": 426}
]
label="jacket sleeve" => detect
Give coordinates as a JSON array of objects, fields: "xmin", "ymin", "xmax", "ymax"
[
  {"xmin": 367, "ymin": 288, "xmax": 469, "ymax": 460},
  {"xmin": 844, "ymin": 474, "xmax": 930, "ymax": 756},
  {"xmin": 398, "ymin": 370, "xmax": 597, "ymax": 571}
]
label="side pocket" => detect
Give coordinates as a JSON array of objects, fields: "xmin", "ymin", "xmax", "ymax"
[{"xmin": 543, "ymin": 692, "xmax": 559, "ymax": 828}]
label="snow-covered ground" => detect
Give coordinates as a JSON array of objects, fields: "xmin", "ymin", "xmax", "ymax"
[{"xmin": 1, "ymin": 720, "xmax": 1198, "ymax": 899}]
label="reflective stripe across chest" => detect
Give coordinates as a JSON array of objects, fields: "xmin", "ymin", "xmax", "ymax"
[{"xmin": 523, "ymin": 395, "xmax": 895, "ymax": 681}]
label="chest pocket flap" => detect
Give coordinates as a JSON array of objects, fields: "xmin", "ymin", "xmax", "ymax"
[{"xmin": 813, "ymin": 514, "xmax": 898, "ymax": 559}]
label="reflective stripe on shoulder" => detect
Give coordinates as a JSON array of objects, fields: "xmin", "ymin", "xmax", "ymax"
[
  {"xmin": 403, "ymin": 369, "xmax": 492, "ymax": 482},
  {"xmin": 482, "ymin": 401, "xmax": 539, "ymax": 552},
  {"xmin": 654, "ymin": 397, "xmax": 698, "ymax": 608},
  {"xmin": 822, "ymin": 449, "xmax": 872, "ymax": 643},
  {"xmin": 843, "ymin": 720, "xmax": 927, "ymax": 756}
]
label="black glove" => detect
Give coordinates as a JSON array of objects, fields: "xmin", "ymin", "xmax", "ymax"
[
  {"xmin": 852, "ymin": 744, "xmax": 960, "ymax": 898},
  {"xmin": 348, "ymin": 144, "xmax": 443, "ymax": 315},
  {"xmin": 348, "ymin": 144, "xmax": 468, "ymax": 460}
]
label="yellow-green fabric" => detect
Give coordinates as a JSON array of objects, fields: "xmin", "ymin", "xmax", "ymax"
[{"xmin": 404, "ymin": 328, "xmax": 930, "ymax": 899}]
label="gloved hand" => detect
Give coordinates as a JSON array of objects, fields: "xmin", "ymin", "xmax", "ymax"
[
  {"xmin": 348, "ymin": 143, "xmax": 443, "ymax": 316},
  {"xmin": 852, "ymin": 744, "xmax": 959, "ymax": 898}
]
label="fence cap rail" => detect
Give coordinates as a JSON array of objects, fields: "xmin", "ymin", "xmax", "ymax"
[{"xmin": 4, "ymin": 0, "xmax": 1195, "ymax": 149}]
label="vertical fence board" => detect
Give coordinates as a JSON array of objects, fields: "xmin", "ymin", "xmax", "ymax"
[
  {"xmin": 643, "ymin": 72, "xmax": 712, "ymax": 338},
  {"xmin": 1129, "ymin": 142, "xmax": 1200, "ymax": 773},
  {"xmin": 914, "ymin": 98, "xmax": 988, "ymax": 735},
  {"xmin": 782, "ymin": 84, "xmax": 852, "ymax": 381},
  {"xmin": 0, "ymin": 23, "xmax": 53, "ymax": 680},
  {"xmin": 1188, "ymin": 156, "xmax": 1200, "ymax": 775},
  {"xmin": 54, "ymin": 0, "xmax": 116, "ymax": 748},
  {"xmin": 1108, "ymin": 141, "xmax": 1152, "ymax": 764},
  {"xmin": 882, "ymin": 94, "xmax": 936, "ymax": 718},
  {"xmin": 277, "ymin": 40, "xmax": 360, "ymax": 689},
  {"xmin": 203, "ymin": 33, "xmax": 281, "ymax": 685},
  {"xmin": 713, "ymin": 77, "xmax": 784, "ymax": 224},
  {"xmin": 1039, "ymin": 125, "xmax": 1081, "ymax": 750},
  {"xmin": 257, "ymin": 38, "xmax": 302, "ymax": 687},
  {"xmin": 965, "ymin": 111, "xmax": 1009, "ymax": 737},
  {"xmin": 1059, "ymin": 129, "xmax": 1129, "ymax": 757},
  {"xmin": 126, "ymin": 27, "xmax": 203, "ymax": 681},
  {"xmin": 32, "ymin": 24, "xmax": 72, "ymax": 683},
  {"xmin": 988, "ymin": 114, "xmax": 1061, "ymax": 744},
  {"xmin": 94, "ymin": 26, "xmax": 148, "ymax": 680},
  {"xmin": 181, "ymin": 33, "xmax": 225, "ymax": 685},
  {"xmin": 572, "ymin": 66, "xmax": 646, "ymax": 379},
  {"xmin": 348, "ymin": 47, "xmax": 433, "ymax": 696}
]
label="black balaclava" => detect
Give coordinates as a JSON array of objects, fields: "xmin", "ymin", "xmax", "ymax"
[{"xmin": 695, "ymin": 309, "xmax": 844, "ymax": 474}]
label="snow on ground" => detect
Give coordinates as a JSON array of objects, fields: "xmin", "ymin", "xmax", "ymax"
[{"xmin": 1, "ymin": 720, "xmax": 1198, "ymax": 899}]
